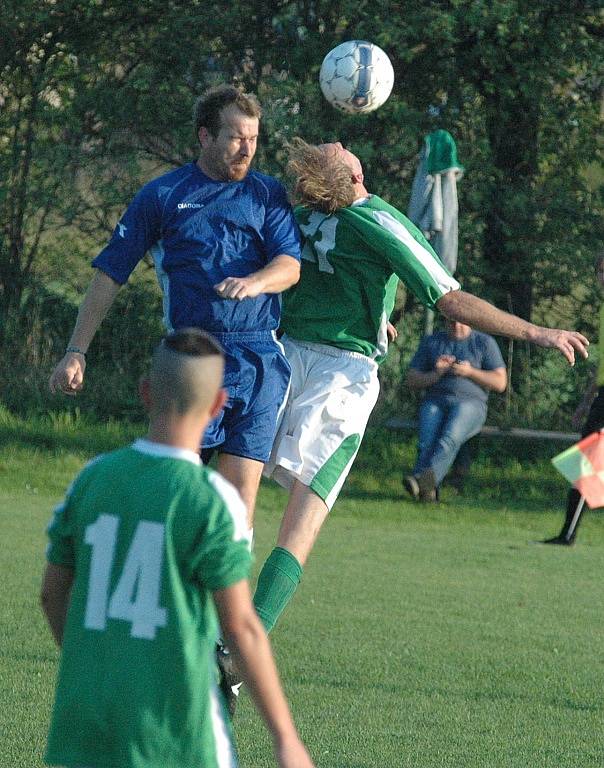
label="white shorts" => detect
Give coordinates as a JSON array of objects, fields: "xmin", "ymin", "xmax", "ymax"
[{"xmin": 264, "ymin": 336, "xmax": 380, "ymax": 509}]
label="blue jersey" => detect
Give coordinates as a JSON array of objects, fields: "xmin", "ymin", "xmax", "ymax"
[{"xmin": 93, "ymin": 162, "xmax": 301, "ymax": 333}]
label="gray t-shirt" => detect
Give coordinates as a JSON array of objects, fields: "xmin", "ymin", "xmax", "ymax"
[{"xmin": 409, "ymin": 330, "xmax": 505, "ymax": 404}]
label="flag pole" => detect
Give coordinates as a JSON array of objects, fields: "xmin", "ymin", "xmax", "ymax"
[{"xmin": 565, "ymin": 496, "xmax": 586, "ymax": 542}]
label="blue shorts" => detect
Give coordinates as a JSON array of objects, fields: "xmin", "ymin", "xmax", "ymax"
[{"xmin": 202, "ymin": 331, "xmax": 291, "ymax": 463}]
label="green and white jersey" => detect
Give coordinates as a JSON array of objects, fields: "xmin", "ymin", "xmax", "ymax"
[
  {"xmin": 45, "ymin": 439, "xmax": 251, "ymax": 768},
  {"xmin": 282, "ymin": 195, "xmax": 460, "ymax": 362}
]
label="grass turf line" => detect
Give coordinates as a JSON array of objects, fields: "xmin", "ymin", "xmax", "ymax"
[{"xmin": 1, "ymin": 413, "xmax": 603, "ymax": 767}]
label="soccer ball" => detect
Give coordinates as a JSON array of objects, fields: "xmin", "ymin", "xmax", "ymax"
[{"xmin": 319, "ymin": 40, "xmax": 394, "ymax": 114}]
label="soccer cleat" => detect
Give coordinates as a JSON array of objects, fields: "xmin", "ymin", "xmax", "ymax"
[{"xmin": 216, "ymin": 643, "xmax": 242, "ymax": 717}]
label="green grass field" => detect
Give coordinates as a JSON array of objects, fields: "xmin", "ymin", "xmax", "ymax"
[{"xmin": 1, "ymin": 409, "xmax": 603, "ymax": 767}]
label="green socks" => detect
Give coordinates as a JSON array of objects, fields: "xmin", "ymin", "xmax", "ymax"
[{"xmin": 253, "ymin": 547, "xmax": 303, "ymax": 633}]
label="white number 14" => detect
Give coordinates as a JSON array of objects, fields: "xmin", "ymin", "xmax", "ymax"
[
  {"xmin": 299, "ymin": 212, "xmax": 339, "ymax": 274},
  {"xmin": 84, "ymin": 514, "xmax": 167, "ymax": 640}
]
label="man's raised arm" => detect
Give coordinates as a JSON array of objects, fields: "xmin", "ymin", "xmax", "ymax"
[{"xmin": 437, "ymin": 290, "xmax": 589, "ymax": 366}]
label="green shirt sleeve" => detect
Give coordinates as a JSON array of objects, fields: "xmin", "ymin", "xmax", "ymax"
[
  {"xmin": 46, "ymin": 455, "xmax": 104, "ymax": 568},
  {"xmin": 46, "ymin": 493, "xmax": 76, "ymax": 568},
  {"xmin": 350, "ymin": 202, "xmax": 460, "ymax": 309},
  {"xmin": 190, "ymin": 471, "xmax": 252, "ymax": 592}
]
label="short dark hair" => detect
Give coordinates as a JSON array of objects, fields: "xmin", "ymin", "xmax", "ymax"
[
  {"xmin": 163, "ymin": 328, "xmax": 224, "ymax": 359},
  {"xmin": 194, "ymin": 84, "xmax": 262, "ymax": 137}
]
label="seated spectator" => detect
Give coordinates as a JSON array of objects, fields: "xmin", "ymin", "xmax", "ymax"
[{"xmin": 403, "ymin": 319, "xmax": 507, "ymax": 501}]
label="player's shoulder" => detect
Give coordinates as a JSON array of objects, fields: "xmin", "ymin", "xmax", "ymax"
[
  {"xmin": 247, "ymin": 169, "xmax": 287, "ymax": 197},
  {"xmin": 247, "ymin": 168, "xmax": 282, "ymax": 187},
  {"xmin": 85, "ymin": 444, "xmax": 163, "ymax": 478},
  {"xmin": 138, "ymin": 163, "xmax": 199, "ymax": 200},
  {"xmin": 65, "ymin": 449, "xmax": 121, "ymax": 498},
  {"xmin": 361, "ymin": 194, "xmax": 401, "ymax": 215},
  {"xmin": 80, "ymin": 446, "xmax": 136, "ymax": 476},
  {"xmin": 203, "ymin": 468, "xmax": 250, "ymax": 541},
  {"xmin": 346, "ymin": 195, "xmax": 412, "ymax": 228},
  {"xmin": 205, "ymin": 469, "xmax": 247, "ymax": 516}
]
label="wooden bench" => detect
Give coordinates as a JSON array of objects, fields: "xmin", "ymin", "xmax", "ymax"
[{"xmin": 385, "ymin": 417, "xmax": 580, "ymax": 444}]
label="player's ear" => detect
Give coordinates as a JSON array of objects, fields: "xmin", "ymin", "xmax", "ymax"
[
  {"xmin": 139, "ymin": 377, "xmax": 152, "ymax": 410},
  {"xmin": 198, "ymin": 126, "xmax": 211, "ymax": 148},
  {"xmin": 209, "ymin": 387, "xmax": 228, "ymax": 419}
]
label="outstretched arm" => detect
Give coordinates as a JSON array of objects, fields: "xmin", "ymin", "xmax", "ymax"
[
  {"xmin": 213, "ymin": 580, "xmax": 314, "ymax": 768},
  {"xmin": 49, "ymin": 270, "xmax": 121, "ymax": 394},
  {"xmin": 214, "ymin": 255, "xmax": 300, "ymax": 300},
  {"xmin": 436, "ymin": 290, "xmax": 589, "ymax": 366}
]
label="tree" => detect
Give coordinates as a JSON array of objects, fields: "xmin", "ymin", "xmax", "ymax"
[
  {"xmin": 0, "ymin": 0, "xmax": 601, "ymax": 421},
  {"xmin": 387, "ymin": 1, "xmax": 603, "ymax": 321}
]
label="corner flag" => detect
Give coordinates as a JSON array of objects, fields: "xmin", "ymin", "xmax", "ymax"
[{"xmin": 552, "ymin": 430, "xmax": 604, "ymax": 509}]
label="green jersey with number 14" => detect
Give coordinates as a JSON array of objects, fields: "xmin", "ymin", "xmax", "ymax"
[
  {"xmin": 45, "ymin": 439, "xmax": 251, "ymax": 768},
  {"xmin": 282, "ymin": 195, "xmax": 460, "ymax": 362}
]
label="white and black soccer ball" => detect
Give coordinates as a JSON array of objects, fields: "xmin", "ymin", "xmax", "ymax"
[{"xmin": 319, "ymin": 40, "xmax": 394, "ymax": 114}]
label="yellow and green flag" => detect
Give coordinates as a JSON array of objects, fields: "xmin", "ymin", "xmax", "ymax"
[{"xmin": 552, "ymin": 430, "xmax": 604, "ymax": 509}]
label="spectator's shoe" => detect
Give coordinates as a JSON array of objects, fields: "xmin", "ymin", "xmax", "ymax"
[
  {"xmin": 404, "ymin": 470, "xmax": 438, "ymax": 502},
  {"xmin": 417, "ymin": 469, "xmax": 437, "ymax": 502},
  {"xmin": 540, "ymin": 535, "xmax": 575, "ymax": 546},
  {"xmin": 403, "ymin": 474, "xmax": 420, "ymax": 500},
  {"xmin": 216, "ymin": 643, "xmax": 242, "ymax": 717}
]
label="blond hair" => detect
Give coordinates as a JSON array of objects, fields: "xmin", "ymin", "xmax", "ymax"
[{"xmin": 286, "ymin": 138, "xmax": 356, "ymax": 213}]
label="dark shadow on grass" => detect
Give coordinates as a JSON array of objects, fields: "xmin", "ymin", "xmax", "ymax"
[
  {"xmin": 348, "ymin": 427, "xmax": 575, "ymax": 514},
  {"xmin": 342, "ymin": 487, "xmax": 560, "ymax": 513},
  {"xmin": 340, "ymin": 486, "xmax": 405, "ymax": 503},
  {"xmin": 341, "ymin": 480, "xmax": 565, "ymax": 514},
  {"xmin": 0, "ymin": 421, "xmax": 142, "ymax": 458}
]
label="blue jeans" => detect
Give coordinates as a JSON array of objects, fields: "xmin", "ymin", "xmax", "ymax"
[{"xmin": 413, "ymin": 396, "xmax": 487, "ymax": 485}]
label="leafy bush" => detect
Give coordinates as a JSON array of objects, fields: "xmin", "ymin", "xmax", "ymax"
[{"xmin": 0, "ymin": 278, "xmax": 163, "ymax": 420}]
